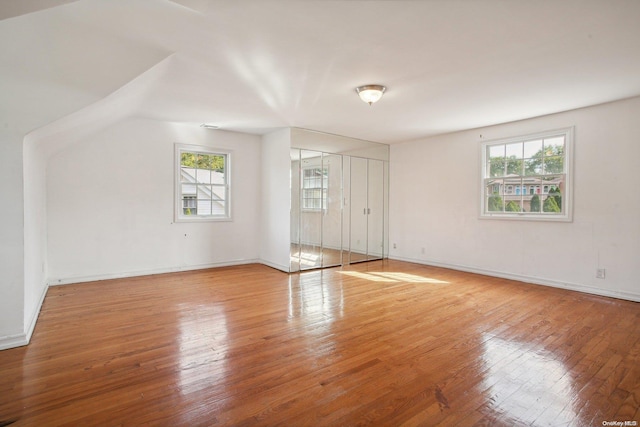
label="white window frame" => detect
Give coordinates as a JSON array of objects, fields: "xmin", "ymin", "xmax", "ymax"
[
  {"xmin": 175, "ymin": 143, "xmax": 232, "ymax": 222},
  {"xmin": 182, "ymin": 195, "xmax": 197, "ymax": 216},
  {"xmin": 479, "ymin": 127, "xmax": 573, "ymax": 222},
  {"xmin": 301, "ymin": 166, "xmax": 328, "ymax": 212}
]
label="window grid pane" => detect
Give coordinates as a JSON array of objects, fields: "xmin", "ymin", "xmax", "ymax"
[
  {"xmin": 302, "ymin": 167, "xmax": 328, "ymax": 211},
  {"xmin": 178, "ymin": 148, "xmax": 229, "ymax": 219},
  {"xmin": 482, "ymin": 130, "xmax": 569, "ymax": 218}
]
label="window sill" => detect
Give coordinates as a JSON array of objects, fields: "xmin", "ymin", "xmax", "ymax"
[
  {"xmin": 175, "ymin": 216, "xmax": 232, "ymax": 223},
  {"xmin": 479, "ymin": 213, "xmax": 572, "ymax": 222}
]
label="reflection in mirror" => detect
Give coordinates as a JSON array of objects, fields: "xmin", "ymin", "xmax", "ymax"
[
  {"xmin": 290, "ymin": 149, "xmax": 301, "ymax": 272},
  {"xmin": 322, "ymin": 153, "xmax": 343, "ymax": 268},
  {"xmin": 298, "ymin": 150, "xmax": 324, "ymax": 270},
  {"xmin": 289, "ymin": 129, "xmax": 389, "ymax": 271}
]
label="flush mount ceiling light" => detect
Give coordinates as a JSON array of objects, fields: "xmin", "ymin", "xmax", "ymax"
[{"xmin": 355, "ymin": 84, "xmax": 386, "ymax": 105}]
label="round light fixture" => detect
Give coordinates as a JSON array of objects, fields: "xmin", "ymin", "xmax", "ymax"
[{"xmin": 355, "ymin": 85, "xmax": 386, "ymax": 105}]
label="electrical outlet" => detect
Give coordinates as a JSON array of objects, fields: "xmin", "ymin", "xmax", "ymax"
[
  {"xmin": 393, "ymin": 243, "xmax": 397, "ymax": 249},
  {"xmin": 421, "ymin": 247, "xmax": 425, "ymax": 254},
  {"xmin": 596, "ymin": 268, "xmax": 606, "ymax": 279}
]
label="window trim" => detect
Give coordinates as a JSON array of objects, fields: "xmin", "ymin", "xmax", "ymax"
[
  {"xmin": 301, "ymin": 165, "xmax": 328, "ymax": 212},
  {"xmin": 174, "ymin": 143, "xmax": 232, "ymax": 222},
  {"xmin": 479, "ymin": 127, "xmax": 574, "ymax": 222}
]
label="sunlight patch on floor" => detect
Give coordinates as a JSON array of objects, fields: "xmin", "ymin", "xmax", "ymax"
[
  {"xmin": 338, "ymin": 271, "xmax": 449, "ymax": 284},
  {"xmin": 371, "ymin": 272, "xmax": 449, "ymax": 284},
  {"xmin": 291, "ymin": 251, "xmax": 321, "ymax": 267},
  {"xmin": 338, "ymin": 271, "xmax": 398, "ymax": 282}
]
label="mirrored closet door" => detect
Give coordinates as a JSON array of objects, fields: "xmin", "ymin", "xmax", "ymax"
[
  {"xmin": 322, "ymin": 153, "xmax": 343, "ymax": 268},
  {"xmin": 290, "ymin": 148, "xmax": 386, "ymax": 272}
]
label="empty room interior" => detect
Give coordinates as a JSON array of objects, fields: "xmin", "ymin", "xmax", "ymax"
[{"xmin": 1, "ymin": 1, "xmax": 640, "ymax": 425}]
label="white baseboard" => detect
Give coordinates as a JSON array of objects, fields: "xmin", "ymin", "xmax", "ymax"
[
  {"xmin": 25, "ymin": 282, "xmax": 49, "ymax": 342},
  {"xmin": 0, "ymin": 282, "xmax": 49, "ymax": 351},
  {"xmin": 48, "ymin": 258, "xmax": 262, "ymax": 286},
  {"xmin": 390, "ymin": 255, "xmax": 640, "ymax": 303},
  {"xmin": 0, "ymin": 333, "xmax": 29, "ymax": 351},
  {"xmin": 260, "ymin": 259, "xmax": 290, "ymax": 272}
]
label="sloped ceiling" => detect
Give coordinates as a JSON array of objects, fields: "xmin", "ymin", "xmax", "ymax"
[
  {"xmin": 0, "ymin": 0, "xmax": 77, "ymax": 21},
  {"xmin": 2, "ymin": 0, "xmax": 640, "ymax": 143}
]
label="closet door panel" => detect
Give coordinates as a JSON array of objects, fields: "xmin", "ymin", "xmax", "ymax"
[
  {"xmin": 299, "ymin": 150, "xmax": 323, "ymax": 270},
  {"xmin": 322, "ymin": 153, "xmax": 343, "ymax": 268},
  {"xmin": 349, "ymin": 157, "xmax": 368, "ymax": 263},
  {"xmin": 290, "ymin": 149, "xmax": 301, "ymax": 272},
  {"xmin": 367, "ymin": 159, "xmax": 384, "ymax": 260}
]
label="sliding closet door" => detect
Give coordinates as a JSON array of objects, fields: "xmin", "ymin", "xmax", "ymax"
[
  {"xmin": 291, "ymin": 149, "xmax": 386, "ymax": 271},
  {"xmin": 321, "ymin": 153, "xmax": 343, "ymax": 268},
  {"xmin": 290, "ymin": 149, "xmax": 301, "ymax": 272},
  {"xmin": 299, "ymin": 150, "xmax": 324, "ymax": 270},
  {"xmin": 367, "ymin": 159, "xmax": 384, "ymax": 260},
  {"xmin": 349, "ymin": 157, "xmax": 368, "ymax": 263}
]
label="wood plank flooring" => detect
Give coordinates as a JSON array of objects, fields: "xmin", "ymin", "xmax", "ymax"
[
  {"xmin": 289, "ymin": 244, "xmax": 370, "ymax": 270},
  {"xmin": 1, "ymin": 260, "xmax": 639, "ymax": 426}
]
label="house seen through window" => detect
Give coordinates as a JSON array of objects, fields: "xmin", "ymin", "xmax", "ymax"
[
  {"xmin": 176, "ymin": 145, "xmax": 230, "ymax": 221},
  {"xmin": 481, "ymin": 128, "xmax": 572, "ymax": 221}
]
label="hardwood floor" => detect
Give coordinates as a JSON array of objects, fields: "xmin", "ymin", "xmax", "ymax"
[
  {"xmin": 1, "ymin": 260, "xmax": 639, "ymax": 426},
  {"xmin": 289, "ymin": 244, "xmax": 371, "ymax": 270}
]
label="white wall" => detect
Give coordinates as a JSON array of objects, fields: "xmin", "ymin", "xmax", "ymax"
[
  {"xmin": 0, "ymin": 130, "xmax": 26, "ymax": 349},
  {"xmin": 23, "ymin": 135, "xmax": 48, "ymax": 343},
  {"xmin": 290, "ymin": 128, "xmax": 389, "ymax": 161},
  {"xmin": 47, "ymin": 118, "xmax": 261, "ymax": 283},
  {"xmin": 390, "ymin": 96, "xmax": 640, "ymax": 301},
  {"xmin": 259, "ymin": 129, "xmax": 292, "ymax": 271}
]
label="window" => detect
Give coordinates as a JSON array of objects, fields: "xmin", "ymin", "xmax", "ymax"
[
  {"xmin": 481, "ymin": 128, "xmax": 573, "ymax": 221},
  {"xmin": 302, "ymin": 167, "xmax": 328, "ymax": 211},
  {"xmin": 183, "ymin": 196, "xmax": 197, "ymax": 215},
  {"xmin": 175, "ymin": 144, "xmax": 230, "ymax": 221}
]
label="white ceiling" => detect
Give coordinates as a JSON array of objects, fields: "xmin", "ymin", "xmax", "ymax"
[{"xmin": 2, "ymin": 0, "xmax": 640, "ymax": 144}]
